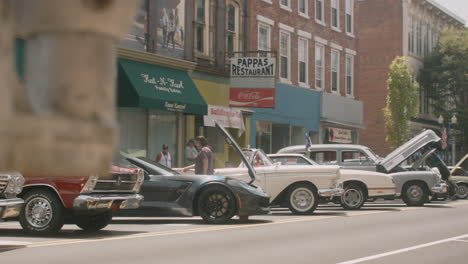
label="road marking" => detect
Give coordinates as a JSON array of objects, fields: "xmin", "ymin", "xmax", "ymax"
[{"xmin": 337, "ymin": 233, "xmax": 468, "ymax": 264}]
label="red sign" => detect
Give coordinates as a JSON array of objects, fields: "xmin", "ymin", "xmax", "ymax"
[
  {"xmin": 229, "ymin": 88, "xmax": 275, "ymax": 108},
  {"xmin": 328, "ymin": 127, "xmax": 352, "ymax": 143}
]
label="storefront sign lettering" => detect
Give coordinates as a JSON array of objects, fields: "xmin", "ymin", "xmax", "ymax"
[
  {"xmin": 204, "ymin": 105, "xmax": 245, "ymax": 134},
  {"xmin": 328, "ymin": 127, "xmax": 352, "ymax": 144},
  {"xmin": 230, "ymin": 57, "xmax": 276, "ymax": 77},
  {"xmin": 141, "ymin": 73, "xmax": 185, "ymax": 94},
  {"xmin": 164, "ymin": 101, "xmax": 186, "ymax": 111}
]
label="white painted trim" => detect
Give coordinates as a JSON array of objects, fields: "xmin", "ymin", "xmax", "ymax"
[
  {"xmin": 299, "ymin": 13, "xmax": 310, "ymax": 19},
  {"xmin": 256, "ymin": 15, "xmax": 274, "ymax": 26},
  {"xmin": 330, "ymin": 49, "xmax": 340, "ymax": 94},
  {"xmin": 279, "ymin": 23, "xmax": 294, "ymax": 33},
  {"xmin": 346, "ymin": 32, "xmax": 356, "ymax": 38},
  {"xmin": 297, "ymin": 30, "xmax": 312, "ymax": 39},
  {"xmin": 280, "ymin": 4, "xmax": 293, "ymax": 12},
  {"xmin": 331, "ymin": 0, "xmax": 340, "ymax": 30},
  {"xmin": 279, "ymin": 30, "xmax": 291, "ymax": 82},
  {"xmin": 314, "ymin": 36, "xmax": 328, "ymax": 46},
  {"xmin": 298, "ymin": 37, "xmax": 309, "ymax": 86},
  {"xmin": 298, "ymin": 0, "xmax": 309, "ymax": 18},
  {"xmin": 331, "ymin": 27, "xmax": 342, "ymax": 33},
  {"xmin": 330, "ymin": 42, "xmax": 343, "ymax": 51},
  {"xmin": 257, "ymin": 23, "xmax": 271, "ymax": 52},
  {"xmin": 345, "ymin": 48, "xmax": 357, "ymax": 55},
  {"xmin": 261, "ymin": 0, "xmax": 272, "ymax": 4},
  {"xmin": 315, "ymin": 19, "xmax": 327, "ymax": 27}
]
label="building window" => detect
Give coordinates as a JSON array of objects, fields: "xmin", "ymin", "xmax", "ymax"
[
  {"xmin": 280, "ymin": 0, "xmax": 291, "ymax": 9},
  {"xmin": 258, "ymin": 23, "xmax": 271, "ymax": 54},
  {"xmin": 226, "ymin": 3, "xmax": 239, "ymax": 55},
  {"xmin": 195, "ymin": 0, "xmax": 209, "ymax": 54},
  {"xmin": 345, "ymin": 0, "xmax": 354, "ymax": 34},
  {"xmin": 331, "ymin": 0, "xmax": 339, "ymax": 29},
  {"xmin": 280, "ymin": 31, "xmax": 290, "ymax": 80},
  {"xmin": 316, "ymin": 0, "xmax": 324, "ymax": 23},
  {"xmin": 315, "ymin": 44, "xmax": 324, "ymax": 89},
  {"xmin": 432, "ymin": 29, "xmax": 438, "ymax": 50},
  {"xmin": 424, "ymin": 23, "xmax": 430, "ymax": 56},
  {"xmin": 416, "ymin": 19, "xmax": 422, "ymax": 56},
  {"xmin": 346, "ymin": 55, "xmax": 354, "ymax": 96},
  {"xmin": 298, "ymin": 38, "xmax": 309, "ymax": 85},
  {"xmin": 331, "ymin": 50, "xmax": 340, "ymax": 93},
  {"xmin": 299, "ymin": 0, "xmax": 308, "ymax": 16},
  {"xmin": 408, "ymin": 15, "xmax": 414, "ymax": 53}
]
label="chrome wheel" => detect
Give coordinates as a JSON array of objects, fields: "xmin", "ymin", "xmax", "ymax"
[
  {"xmin": 25, "ymin": 197, "xmax": 53, "ymax": 229},
  {"xmin": 342, "ymin": 189, "xmax": 364, "ymax": 208},
  {"xmin": 456, "ymin": 184, "xmax": 468, "ymax": 199},
  {"xmin": 406, "ymin": 185, "xmax": 424, "ymax": 202},
  {"xmin": 290, "ymin": 187, "xmax": 315, "ymax": 212}
]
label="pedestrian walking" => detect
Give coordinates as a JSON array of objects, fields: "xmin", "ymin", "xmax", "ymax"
[
  {"xmin": 183, "ymin": 136, "xmax": 214, "ymax": 175},
  {"xmin": 184, "ymin": 139, "xmax": 198, "ymax": 166},
  {"xmin": 156, "ymin": 144, "xmax": 172, "ymax": 168}
]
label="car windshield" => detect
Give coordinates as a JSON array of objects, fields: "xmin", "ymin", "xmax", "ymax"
[
  {"xmin": 129, "ymin": 157, "xmax": 180, "ymax": 176},
  {"xmin": 242, "ymin": 149, "xmax": 274, "ymax": 167},
  {"xmin": 270, "ymin": 155, "xmax": 318, "ymax": 166},
  {"xmin": 365, "ymin": 148, "xmax": 380, "ymax": 161}
]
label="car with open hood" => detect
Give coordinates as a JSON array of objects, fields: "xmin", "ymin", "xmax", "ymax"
[
  {"xmin": 449, "ymin": 154, "xmax": 468, "ymax": 199},
  {"xmin": 277, "ymin": 130, "xmax": 449, "ymax": 206},
  {"xmin": 268, "ymin": 153, "xmax": 396, "ymax": 210},
  {"xmin": 118, "ymin": 122, "xmax": 270, "ymax": 224}
]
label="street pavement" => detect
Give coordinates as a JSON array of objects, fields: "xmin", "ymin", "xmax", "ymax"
[{"xmin": 1, "ymin": 200, "xmax": 468, "ymax": 264}]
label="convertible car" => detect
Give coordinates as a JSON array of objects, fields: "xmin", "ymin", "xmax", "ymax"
[
  {"xmin": 118, "ymin": 123, "xmax": 270, "ymax": 224},
  {"xmin": 268, "ymin": 153, "xmax": 396, "ymax": 209}
]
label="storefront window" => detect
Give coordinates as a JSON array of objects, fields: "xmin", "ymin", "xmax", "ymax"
[
  {"xmin": 116, "ymin": 108, "xmax": 148, "ymax": 164},
  {"xmin": 256, "ymin": 121, "xmax": 272, "ymax": 154},
  {"xmin": 291, "ymin": 126, "xmax": 305, "ymax": 145},
  {"xmin": 148, "ymin": 110, "xmax": 178, "ymax": 163}
]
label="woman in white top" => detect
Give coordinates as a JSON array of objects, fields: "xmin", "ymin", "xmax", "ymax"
[{"xmin": 156, "ymin": 144, "xmax": 172, "ymax": 168}]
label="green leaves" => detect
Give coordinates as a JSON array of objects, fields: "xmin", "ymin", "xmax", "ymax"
[{"xmin": 384, "ymin": 56, "xmax": 419, "ymax": 148}]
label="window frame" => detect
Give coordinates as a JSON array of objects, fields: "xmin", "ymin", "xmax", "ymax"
[
  {"xmin": 345, "ymin": 0, "xmax": 354, "ymax": 36},
  {"xmin": 331, "ymin": 0, "xmax": 340, "ymax": 31},
  {"xmin": 298, "ymin": 37, "xmax": 309, "ymax": 87},
  {"xmin": 195, "ymin": 0, "xmax": 210, "ymax": 55},
  {"xmin": 345, "ymin": 54, "xmax": 354, "ymax": 97},
  {"xmin": 279, "ymin": 30, "xmax": 291, "ymax": 82},
  {"xmin": 257, "ymin": 23, "xmax": 271, "ymax": 54},
  {"xmin": 315, "ymin": 43, "xmax": 325, "ymax": 90},
  {"xmin": 298, "ymin": 0, "xmax": 309, "ymax": 18},
  {"xmin": 315, "ymin": 0, "xmax": 325, "ymax": 25},
  {"xmin": 226, "ymin": 1, "xmax": 240, "ymax": 55},
  {"xmin": 331, "ymin": 49, "xmax": 340, "ymax": 94},
  {"xmin": 280, "ymin": 0, "xmax": 292, "ymax": 12}
]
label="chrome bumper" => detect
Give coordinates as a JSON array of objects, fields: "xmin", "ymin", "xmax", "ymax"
[
  {"xmin": 431, "ymin": 182, "xmax": 449, "ymax": 194},
  {"xmin": 73, "ymin": 194, "xmax": 143, "ymax": 210},
  {"xmin": 0, "ymin": 198, "xmax": 24, "ymax": 218},
  {"xmin": 318, "ymin": 188, "xmax": 344, "ymax": 197}
]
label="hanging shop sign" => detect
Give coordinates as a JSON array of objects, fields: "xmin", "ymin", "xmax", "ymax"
[
  {"xmin": 229, "ymin": 57, "xmax": 276, "ymax": 108},
  {"xmin": 204, "ymin": 105, "xmax": 245, "ymax": 134},
  {"xmin": 328, "ymin": 127, "xmax": 352, "ymax": 144}
]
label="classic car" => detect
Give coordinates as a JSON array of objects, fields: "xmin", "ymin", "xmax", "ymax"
[
  {"xmin": 0, "ymin": 172, "xmax": 25, "ymax": 219},
  {"xmin": 18, "ymin": 166, "xmax": 144, "ymax": 234},
  {"xmin": 277, "ymin": 130, "xmax": 450, "ymax": 206},
  {"xmin": 121, "ymin": 156, "xmax": 270, "ymax": 224},
  {"xmin": 449, "ymin": 154, "xmax": 468, "ymax": 199},
  {"xmin": 268, "ymin": 153, "xmax": 396, "ymax": 209}
]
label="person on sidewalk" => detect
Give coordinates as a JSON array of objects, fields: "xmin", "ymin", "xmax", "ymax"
[
  {"xmin": 184, "ymin": 139, "xmax": 198, "ymax": 166},
  {"xmin": 156, "ymin": 144, "xmax": 172, "ymax": 168},
  {"xmin": 183, "ymin": 136, "xmax": 214, "ymax": 175}
]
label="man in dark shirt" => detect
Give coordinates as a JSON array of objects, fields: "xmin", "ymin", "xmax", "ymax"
[{"xmin": 183, "ymin": 136, "xmax": 214, "ymax": 175}]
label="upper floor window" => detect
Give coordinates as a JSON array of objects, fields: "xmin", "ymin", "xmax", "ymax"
[
  {"xmin": 315, "ymin": 44, "xmax": 325, "ymax": 89},
  {"xmin": 299, "ymin": 0, "xmax": 308, "ymax": 17},
  {"xmin": 416, "ymin": 19, "xmax": 422, "ymax": 56},
  {"xmin": 280, "ymin": 0, "xmax": 291, "ymax": 10},
  {"xmin": 298, "ymin": 38, "xmax": 309, "ymax": 85},
  {"xmin": 280, "ymin": 31, "xmax": 291, "ymax": 80},
  {"xmin": 226, "ymin": 3, "xmax": 239, "ymax": 55},
  {"xmin": 258, "ymin": 23, "xmax": 271, "ymax": 58},
  {"xmin": 424, "ymin": 23, "xmax": 430, "ymax": 56},
  {"xmin": 331, "ymin": 0, "xmax": 339, "ymax": 29},
  {"xmin": 345, "ymin": 0, "xmax": 354, "ymax": 35},
  {"xmin": 315, "ymin": 0, "xmax": 324, "ymax": 24},
  {"xmin": 195, "ymin": 0, "xmax": 210, "ymax": 54},
  {"xmin": 408, "ymin": 15, "xmax": 415, "ymax": 53},
  {"xmin": 346, "ymin": 55, "xmax": 354, "ymax": 96},
  {"xmin": 331, "ymin": 50, "xmax": 340, "ymax": 93}
]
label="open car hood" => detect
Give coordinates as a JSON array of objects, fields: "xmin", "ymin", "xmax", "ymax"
[
  {"xmin": 451, "ymin": 154, "xmax": 468, "ymax": 176},
  {"xmin": 215, "ymin": 121, "xmax": 257, "ymax": 183},
  {"xmin": 379, "ymin": 130, "xmax": 441, "ymax": 172}
]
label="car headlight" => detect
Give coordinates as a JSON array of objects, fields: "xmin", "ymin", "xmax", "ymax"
[
  {"xmin": 81, "ymin": 175, "xmax": 99, "ymax": 194},
  {"xmin": 132, "ymin": 170, "xmax": 145, "ymax": 193},
  {"xmin": 2, "ymin": 172, "xmax": 25, "ymax": 198},
  {"xmin": 430, "ymin": 167, "xmax": 442, "ymax": 181}
]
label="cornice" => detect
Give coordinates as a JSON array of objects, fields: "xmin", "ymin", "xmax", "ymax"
[{"xmin": 117, "ymin": 48, "xmax": 197, "ymax": 71}]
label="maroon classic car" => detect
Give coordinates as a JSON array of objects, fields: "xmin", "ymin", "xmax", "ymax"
[
  {"xmin": 18, "ymin": 166, "xmax": 144, "ymax": 235},
  {"xmin": 0, "ymin": 172, "xmax": 25, "ymax": 219}
]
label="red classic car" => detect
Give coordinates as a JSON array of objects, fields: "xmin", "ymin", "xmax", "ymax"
[
  {"xmin": 18, "ymin": 166, "xmax": 144, "ymax": 235},
  {"xmin": 0, "ymin": 172, "xmax": 24, "ymax": 219}
]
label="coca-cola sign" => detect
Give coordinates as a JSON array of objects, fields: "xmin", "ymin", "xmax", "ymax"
[
  {"xmin": 230, "ymin": 56, "xmax": 276, "ymax": 108},
  {"xmin": 229, "ymin": 88, "xmax": 275, "ymax": 108}
]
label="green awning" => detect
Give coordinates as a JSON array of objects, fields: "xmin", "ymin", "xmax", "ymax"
[{"xmin": 118, "ymin": 59, "xmax": 207, "ymax": 115}]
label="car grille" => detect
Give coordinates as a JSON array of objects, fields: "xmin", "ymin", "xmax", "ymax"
[
  {"xmin": 0, "ymin": 175, "xmax": 9, "ymax": 194},
  {"xmin": 93, "ymin": 173, "xmax": 137, "ymax": 192}
]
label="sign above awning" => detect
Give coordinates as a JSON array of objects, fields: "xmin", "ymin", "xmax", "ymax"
[
  {"xmin": 328, "ymin": 127, "xmax": 352, "ymax": 143},
  {"xmin": 204, "ymin": 105, "xmax": 245, "ymax": 134},
  {"xmin": 117, "ymin": 59, "xmax": 207, "ymax": 115}
]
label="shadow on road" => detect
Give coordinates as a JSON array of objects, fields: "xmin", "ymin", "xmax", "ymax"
[
  {"xmin": 110, "ymin": 218, "xmax": 272, "ymax": 225},
  {"xmin": 0, "ymin": 228, "xmax": 144, "ymax": 240}
]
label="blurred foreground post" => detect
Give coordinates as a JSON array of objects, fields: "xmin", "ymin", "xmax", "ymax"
[{"xmin": 0, "ymin": 0, "xmax": 138, "ymax": 177}]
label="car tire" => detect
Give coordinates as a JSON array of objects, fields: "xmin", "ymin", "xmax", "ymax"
[
  {"xmin": 198, "ymin": 185, "xmax": 237, "ymax": 224},
  {"xmin": 75, "ymin": 211, "xmax": 113, "ymax": 231},
  {"xmin": 402, "ymin": 182, "xmax": 428, "ymax": 206},
  {"xmin": 340, "ymin": 184, "xmax": 366, "ymax": 210},
  {"xmin": 19, "ymin": 189, "xmax": 65, "ymax": 235},
  {"xmin": 456, "ymin": 184, "xmax": 468, "ymax": 199},
  {"xmin": 287, "ymin": 184, "xmax": 319, "ymax": 215}
]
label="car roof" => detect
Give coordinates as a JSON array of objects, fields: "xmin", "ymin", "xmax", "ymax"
[
  {"xmin": 277, "ymin": 144, "xmax": 370, "ymax": 153},
  {"xmin": 268, "ymin": 153, "xmax": 308, "ymax": 157}
]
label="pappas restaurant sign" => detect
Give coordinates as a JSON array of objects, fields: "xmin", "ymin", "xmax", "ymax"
[
  {"xmin": 328, "ymin": 128, "xmax": 352, "ymax": 144},
  {"xmin": 229, "ymin": 57, "xmax": 276, "ymax": 108},
  {"xmin": 230, "ymin": 57, "xmax": 275, "ymax": 77}
]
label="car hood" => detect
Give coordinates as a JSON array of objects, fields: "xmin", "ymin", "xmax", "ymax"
[
  {"xmin": 451, "ymin": 154, "xmax": 468, "ymax": 176},
  {"xmin": 379, "ymin": 130, "xmax": 441, "ymax": 172},
  {"xmin": 214, "ymin": 122, "xmax": 257, "ymax": 183}
]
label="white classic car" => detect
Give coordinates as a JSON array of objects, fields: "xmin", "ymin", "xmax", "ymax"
[
  {"xmin": 267, "ymin": 154, "xmax": 396, "ymax": 209},
  {"xmin": 212, "ymin": 123, "xmax": 343, "ymax": 215}
]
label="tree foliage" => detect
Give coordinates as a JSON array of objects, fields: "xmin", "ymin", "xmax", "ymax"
[
  {"xmin": 384, "ymin": 56, "xmax": 419, "ymax": 148},
  {"xmin": 420, "ymin": 29, "xmax": 468, "ymax": 151}
]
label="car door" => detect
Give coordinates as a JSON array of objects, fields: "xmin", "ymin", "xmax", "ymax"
[{"xmin": 340, "ymin": 150, "xmax": 376, "ymax": 171}]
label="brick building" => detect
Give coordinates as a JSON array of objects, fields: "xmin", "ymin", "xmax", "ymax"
[
  {"xmin": 247, "ymin": 0, "xmax": 364, "ymax": 153},
  {"xmin": 356, "ymin": 0, "xmax": 465, "ymax": 156}
]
